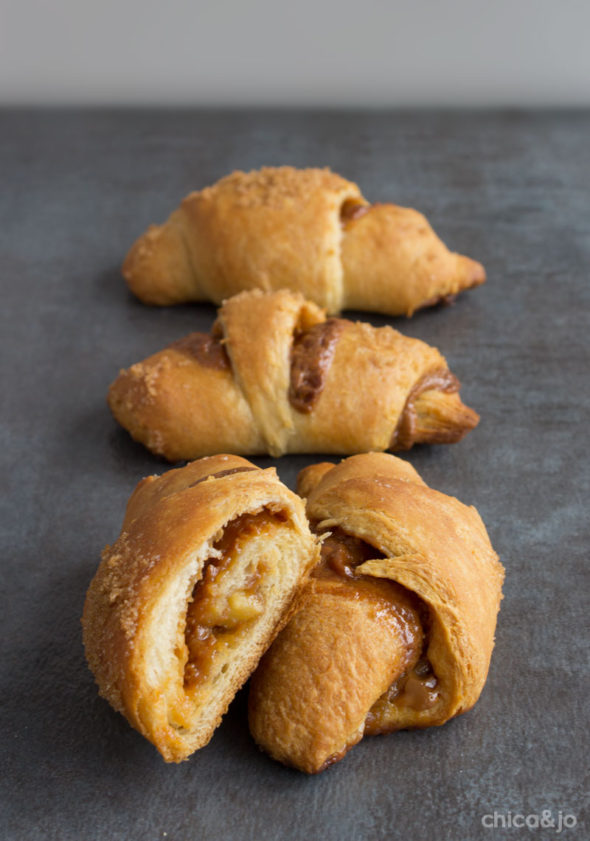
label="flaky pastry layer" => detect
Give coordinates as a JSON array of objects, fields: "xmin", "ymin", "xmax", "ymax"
[{"xmin": 82, "ymin": 455, "xmax": 319, "ymax": 762}]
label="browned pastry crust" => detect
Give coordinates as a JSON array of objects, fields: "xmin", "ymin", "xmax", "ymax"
[
  {"xmin": 122, "ymin": 166, "xmax": 485, "ymax": 316},
  {"xmin": 248, "ymin": 453, "xmax": 504, "ymax": 773},
  {"xmin": 108, "ymin": 289, "xmax": 479, "ymax": 460},
  {"xmin": 82, "ymin": 455, "xmax": 319, "ymax": 762}
]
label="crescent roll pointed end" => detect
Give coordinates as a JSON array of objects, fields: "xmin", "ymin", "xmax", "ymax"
[
  {"xmin": 123, "ymin": 211, "xmax": 199, "ymax": 306},
  {"xmin": 392, "ymin": 388, "xmax": 480, "ymax": 450},
  {"xmin": 341, "ymin": 202, "xmax": 486, "ymax": 316},
  {"xmin": 413, "ymin": 389, "xmax": 480, "ymax": 444},
  {"xmin": 458, "ymin": 253, "xmax": 487, "ymax": 292},
  {"xmin": 82, "ymin": 455, "xmax": 320, "ymax": 762}
]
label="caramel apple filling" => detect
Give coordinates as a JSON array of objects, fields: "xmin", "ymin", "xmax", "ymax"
[
  {"xmin": 364, "ymin": 657, "xmax": 439, "ymax": 735},
  {"xmin": 313, "ymin": 530, "xmax": 384, "ymax": 580},
  {"xmin": 171, "ymin": 319, "xmax": 230, "ymax": 371},
  {"xmin": 289, "ymin": 318, "xmax": 346, "ymax": 413},
  {"xmin": 340, "ymin": 198, "xmax": 371, "ymax": 226},
  {"xmin": 183, "ymin": 510, "xmax": 286, "ymax": 690},
  {"xmin": 314, "ymin": 528, "xmax": 441, "ymax": 728}
]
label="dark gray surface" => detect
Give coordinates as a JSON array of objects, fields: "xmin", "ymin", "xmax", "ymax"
[{"xmin": 1, "ymin": 109, "xmax": 588, "ymax": 841}]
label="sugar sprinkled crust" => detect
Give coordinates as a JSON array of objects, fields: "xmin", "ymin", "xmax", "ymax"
[
  {"xmin": 199, "ymin": 166, "xmax": 356, "ymax": 210},
  {"xmin": 108, "ymin": 289, "xmax": 479, "ymax": 461},
  {"xmin": 122, "ymin": 165, "xmax": 485, "ymax": 315}
]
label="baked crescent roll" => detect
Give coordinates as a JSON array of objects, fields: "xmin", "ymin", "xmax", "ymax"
[
  {"xmin": 123, "ymin": 166, "xmax": 485, "ymax": 316},
  {"xmin": 108, "ymin": 289, "xmax": 479, "ymax": 460},
  {"xmin": 82, "ymin": 455, "xmax": 319, "ymax": 762},
  {"xmin": 248, "ymin": 453, "xmax": 504, "ymax": 773}
]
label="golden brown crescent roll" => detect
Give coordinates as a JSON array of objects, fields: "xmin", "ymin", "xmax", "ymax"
[
  {"xmin": 248, "ymin": 453, "xmax": 504, "ymax": 774},
  {"xmin": 108, "ymin": 289, "xmax": 479, "ymax": 460},
  {"xmin": 82, "ymin": 455, "xmax": 319, "ymax": 762},
  {"xmin": 122, "ymin": 166, "xmax": 485, "ymax": 316}
]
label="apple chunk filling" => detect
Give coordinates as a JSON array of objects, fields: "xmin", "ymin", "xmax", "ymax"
[{"xmin": 183, "ymin": 509, "xmax": 287, "ymax": 689}]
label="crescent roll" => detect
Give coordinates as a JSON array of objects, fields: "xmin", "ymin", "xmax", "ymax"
[
  {"xmin": 248, "ymin": 453, "xmax": 504, "ymax": 774},
  {"xmin": 123, "ymin": 166, "xmax": 485, "ymax": 316},
  {"xmin": 82, "ymin": 455, "xmax": 319, "ymax": 762},
  {"xmin": 108, "ymin": 288, "xmax": 479, "ymax": 460}
]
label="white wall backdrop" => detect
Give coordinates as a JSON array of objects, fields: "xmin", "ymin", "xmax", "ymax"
[{"xmin": 1, "ymin": 0, "xmax": 589, "ymax": 106}]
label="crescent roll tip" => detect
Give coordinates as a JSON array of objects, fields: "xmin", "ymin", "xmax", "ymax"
[
  {"xmin": 461, "ymin": 254, "xmax": 487, "ymax": 289},
  {"xmin": 122, "ymin": 215, "xmax": 196, "ymax": 306}
]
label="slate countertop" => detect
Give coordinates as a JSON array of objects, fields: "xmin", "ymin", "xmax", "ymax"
[{"xmin": 1, "ymin": 109, "xmax": 588, "ymax": 841}]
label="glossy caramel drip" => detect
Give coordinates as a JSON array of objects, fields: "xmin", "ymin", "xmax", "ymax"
[
  {"xmin": 363, "ymin": 658, "xmax": 440, "ymax": 735},
  {"xmin": 395, "ymin": 659, "xmax": 439, "ymax": 711},
  {"xmin": 313, "ymin": 529, "xmax": 381, "ymax": 579},
  {"xmin": 314, "ymin": 527, "xmax": 440, "ymax": 722}
]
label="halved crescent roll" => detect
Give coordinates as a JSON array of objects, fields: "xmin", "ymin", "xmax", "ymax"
[
  {"xmin": 82, "ymin": 455, "xmax": 319, "ymax": 762},
  {"xmin": 123, "ymin": 166, "xmax": 484, "ymax": 316},
  {"xmin": 108, "ymin": 289, "xmax": 479, "ymax": 460},
  {"xmin": 248, "ymin": 453, "xmax": 504, "ymax": 773}
]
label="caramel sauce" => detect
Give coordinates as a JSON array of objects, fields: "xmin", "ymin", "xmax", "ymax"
[
  {"xmin": 171, "ymin": 321, "xmax": 230, "ymax": 371},
  {"xmin": 314, "ymin": 527, "xmax": 440, "ymax": 721},
  {"xmin": 369, "ymin": 656, "xmax": 438, "ymax": 720},
  {"xmin": 364, "ymin": 657, "xmax": 439, "ymax": 734},
  {"xmin": 313, "ymin": 529, "xmax": 380, "ymax": 579},
  {"xmin": 340, "ymin": 199, "xmax": 371, "ymax": 226},
  {"xmin": 396, "ymin": 660, "xmax": 439, "ymax": 711},
  {"xmin": 183, "ymin": 510, "xmax": 286, "ymax": 689},
  {"xmin": 289, "ymin": 319, "xmax": 346, "ymax": 413}
]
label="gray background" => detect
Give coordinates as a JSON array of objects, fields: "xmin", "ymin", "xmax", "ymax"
[
  {"xmin": 1, "ymin": 109, "xmax": 589, "ymax": 840},
  {"xmin": 1, "ymin": 0, "xmax": 590, "ymax": 106}
]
